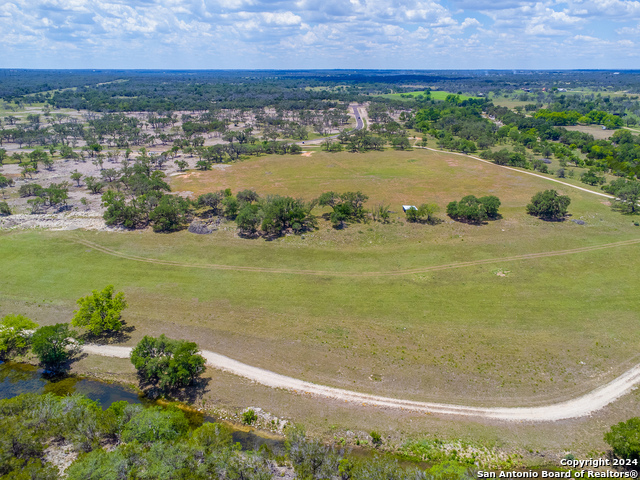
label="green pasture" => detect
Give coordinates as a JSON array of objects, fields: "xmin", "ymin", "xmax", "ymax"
[
  {"xmin": 378, "ymin": 90, "xmax": 477, "ymax": 101},
  {"xmin": 2, "ymin": 147, "xmax": 640, "ymax": 405}
]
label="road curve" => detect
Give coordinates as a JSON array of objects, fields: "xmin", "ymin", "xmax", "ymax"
[{"xmin": 82, "ymin": 344, "xmax": 640, "ymax": 422}]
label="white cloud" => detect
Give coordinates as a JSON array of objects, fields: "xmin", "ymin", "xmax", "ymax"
[{"xmin": 0, "ymin": 0, "xmax": 637, "ymax": 68}]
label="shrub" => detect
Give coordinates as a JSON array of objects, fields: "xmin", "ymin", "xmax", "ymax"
[
  {"xmin": 191, "ymin": 422, "xmax": 233, "ymax": 451},
  {"xmin": 0, "ymin": 314, "xmax": 38, "ymax": 359},
  {"xmin": 242, "ymin": 409, "xmax": 258, "ymax": 425},
  {"xmin": 604, "ymin": 417, "xmax": 640, "ymax": 462},
  {"xmin": 121, "ymin": 406, "xmax": 189, "ymax": 443},
  {"xmin": 0, "ymin": 201, "xmax": 10, "ymax": 216},
  {"xmin": 130, "ymin": 335, "xmax": 205, "ymax": 392},
  {"xmin": 580, "ymin": 169, "xmax": 606, "ymax": 186},
  {"xmin": 149, "ymin": 195, "xmax": 190, "ymax": 232},
  {"xmin": 31, "ymin": 323, "xmax": 80, "ymax": 371},
  {"xmin": 406, "ymin": 203, "xmax": 439, "ymax": 224}
]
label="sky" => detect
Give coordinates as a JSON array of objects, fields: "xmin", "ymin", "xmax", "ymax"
[{"xmin": 0, "ymin": 0, "xmax": 638, "ymax": 69}]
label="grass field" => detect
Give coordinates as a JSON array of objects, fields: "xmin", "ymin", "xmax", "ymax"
[
  {"xmin": 2, "ymin": 147, "xmax": 639, "ymax": 411},
  {"xmin": 378, "ymin": 91, "xmax": 477, "ymax": 101}
]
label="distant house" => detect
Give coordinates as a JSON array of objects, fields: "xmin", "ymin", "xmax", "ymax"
[{"xmin": 402, "ymin": 205, "xmax": 417, "ymax": 212}]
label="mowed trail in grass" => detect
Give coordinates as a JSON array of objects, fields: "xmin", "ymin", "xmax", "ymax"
[{"xmin": 2, "ymin": 148, "xmax": 640, "ymax": 405}]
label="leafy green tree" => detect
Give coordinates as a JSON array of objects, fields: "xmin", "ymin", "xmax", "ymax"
[
  {"xmin": 0, "ymin": 175, "xmax": 13, "ymax": 198},
  {"xmin": 174, "ymin": 159, "xmax": 188, "ymax": 171},
  {"xmin": 222, "ymin": 195, "xmax": 239, "ymax": 219},
  {"xmin": 318, "ymin": 191, "xmax": 368, "ymax": 228},
  {"xmin": 130, "ymin": 334, "xmax": 206, "ymax": 391},
  {"xmin": 614, "ymin": 182, "xmax": 640, "ymax": 214},
  {"xmin": 84, "ymin": 176, "xmax": 105, "ymax": 194},
  {"xmin": 447, "ymin": 195, "xmax": 494, "ymax": 223},
  {"xmin": 330, "ymin": 202, "xmax": 352, "ymax": 228},
  {"xmin": 478, "ymin": 195, "xmax": 501, "ymax": 218},
  {"xmin": 196, "ymin": 191, "xmax": 223, "ymax": 216},
  {"xmin": 101, "ymin": 190, "xmax": 144, "ymax": 228},
  {"xmin": 71, "ymin": 285, "xmax": 128, "ymax": 336},
  {"xmin": 31, "ymin": 323, "xmax": 79, "ymax": 371},
  {"xmin": 236, "ymin": 203, "xmax": 261, "ymax": 235},
  {"xmin": 44, "ymin": 182, "xmax": 69, "ymax": 206},
  {"xmin": 66, "ymin": 447, "xmax": 130, "ymax": 480},
  {"xmin": 260, "ymin": 195, "xmax": 314, "ymax": 235},
  {"xmin": 70, "ymin": 170, "xmax": 83, "ymax": 187},
  {"xmin": 0, "ymin": 314, "xmax": 38, "ymax": 359},
  {"xmin": 237, "ymin": 189, "xmax": 260, "ymax": 204},
  {"xmin": 604, "ymin": 417, "xmax": 640, "ymax": 461},
  {"xmin": 526, "ymin": 190, "xmax": 571, "ymax": 220},
  {"xmin": 581, "ymin": 169, "xmax": 606, "ymax": 186},
  {"xmin": 149, "ymin": 195, "xmax": 190, "ymax": 232},
  {"xmin": 0, "ymin": 201, "xmax": 10, "ymax": 216},
  {"xmin": 27, "ymin": 196, "xmax": 45, "ymax": 213}
]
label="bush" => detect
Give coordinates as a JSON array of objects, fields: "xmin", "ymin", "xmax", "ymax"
[
  {"xmin": 0, "ymin": 314, "xmax": 38, "ymax": 359},
  {"xmin": 236, "ymin": 203, "xmax": 261, "ymax": 235},
  {"xmin": 0, "ymin": 201, "xmax": 10, "ymax": 216},
  {"xmin": 580, "ymin": 170, "xmax": 606, "ymax": 186},
  {"xmin": 604, "ymin": 417, "xmax": 640, "ymax": 462},
  {"xmin": 242, "ymin": 409, "xmax": 258, "ymax": 425},
  {"xmin": 149, "ymin": 195, "xmax": 190, "ymax": 232},
  {"xmin": 191, "ymin": 422, "xmax": 233, "ymax": 451},
  {"xmin": 130, "ymin": 334, "xmax": 206, "ymax": 392},
  {"xmin": 526, "ymin": 190, "xmax": 571, "ymax": 220},
  {"xmin": 18, "ymin": 183, "xmax": 45, "ymax": 198},
  {"xmin": 31, "ymin": 323, "xmax": 80, "ymax": 371},
  {"xmin": 121, "ymin": 406, "xmax": 189, "ymax": 443},
  {"xmin": 370, "ymin": 431, "xmax": 382, "ymax": 446},
  {"xmin": 405, "ymin": 203, "xmax": 439, "ymax": 224}
]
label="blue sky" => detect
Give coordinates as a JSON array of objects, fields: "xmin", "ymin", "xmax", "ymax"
[{"xmin": 0, "ymin": 0, "xmax": 638, "ymax": 69}]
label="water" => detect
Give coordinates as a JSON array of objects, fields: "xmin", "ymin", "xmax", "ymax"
[
  {"xmin": 0, "ymin": 362, "xmax": 427, "ymax": 468},
  {"xmin": 0, "ymin": 361, "xmax": 284, "ymax": 453}
]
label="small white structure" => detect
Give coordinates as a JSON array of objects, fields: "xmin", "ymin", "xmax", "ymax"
[{"xmin": 402, "ymin": 205, "xmax": 417, "ymax": 212}]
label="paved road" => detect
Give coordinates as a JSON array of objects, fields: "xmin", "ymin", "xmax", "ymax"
[{"xmin": 82, "ymin": 343, "xmax": 640, "ymax": 422}]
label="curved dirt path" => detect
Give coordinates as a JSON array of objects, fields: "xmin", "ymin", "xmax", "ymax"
[
  {"xmin": 74, "ymin": 236, "xmax": 640, "ymax": 277},
  {"xmin": 82, "ymin": 344, "xmax": 640, "ymax": 422}
]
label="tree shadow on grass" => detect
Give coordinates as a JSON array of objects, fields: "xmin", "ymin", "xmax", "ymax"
[
  {"xmin": 136, "ymin": 375, "xmax": 212, "ymax": 404},
  {"xmin": 528, "ymin": 213, "xmax": 571, "ymax": 222},
  {"xmin": 79, "ymin": 322, "xmax": 135, "ymax": 345}
]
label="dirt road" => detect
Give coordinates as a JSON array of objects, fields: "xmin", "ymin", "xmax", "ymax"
[
  {"xmin": 420, "ymin": 146, "xmax": 615, "ymax": 199},
  {"xmin": 75, "ymin": 236, "xmax": 640, "ymax": 278},
  {"xmin": 81, "ymin": 344, "xmax": 640, "ymax": 422}
]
